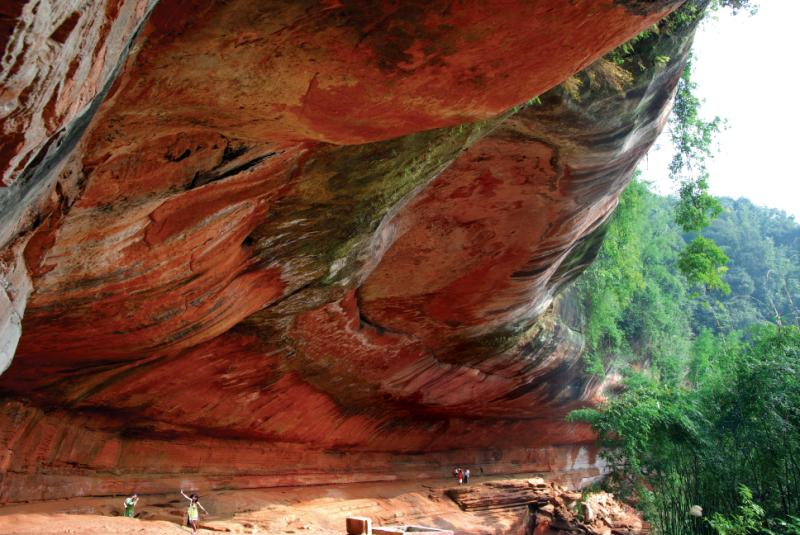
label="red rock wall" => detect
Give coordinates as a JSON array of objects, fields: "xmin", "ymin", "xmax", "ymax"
[
  {"xmin": 0, "ymin": 0, "xmax": 690, "ymax": 502},
  {"xmin": 0, "ymin": 399, "xmax": 604, "ymax": 502}
]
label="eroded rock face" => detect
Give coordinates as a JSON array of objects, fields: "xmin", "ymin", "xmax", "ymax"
[
  {"xmin": 0, "ymin": 0, "xmax": 156, "ymax": 188},
  {"xmin": 0, "ymin": 0, "xmax": 690, "ymax": 502},
  {"xmin": 0, "ymin": 0, "xmax": 158, "ymax": 374}
]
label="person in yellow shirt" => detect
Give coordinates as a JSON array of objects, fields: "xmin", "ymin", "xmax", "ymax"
[{"xmin": 180, "ymin": 489, "xmax": 208, "ymax": 533}]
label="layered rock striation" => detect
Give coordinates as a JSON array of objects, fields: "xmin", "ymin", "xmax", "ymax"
[{"xmin": 0, "ymin": 0, "xmax": 694, "ymax": 502}]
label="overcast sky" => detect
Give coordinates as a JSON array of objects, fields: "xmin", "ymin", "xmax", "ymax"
[{"xmin": 641, "ymin": 0, "xmax": 800, "ymax": 220}]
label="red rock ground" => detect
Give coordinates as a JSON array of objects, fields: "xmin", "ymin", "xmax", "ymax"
[
  {"xmin": 0, "ymin": 475, "xmax": 646, "ymax": 534},
  {"xmin": 0, "ymin": 476, "xmax": 534, "ymax": 535}
]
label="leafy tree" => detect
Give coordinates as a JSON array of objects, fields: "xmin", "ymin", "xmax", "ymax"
[
  {"xmin": 668, "ymin": 62, "xmax": 721, "ymax": 188},
  {"xmin": 678, "ymin": 236, "xmax": 730, "ymax": 293},
  {"xmin": 675, "ymin": 176, "xmax": 723, "ymax": 232},
  {"xmin": 667, "ymin": 53, "xmax": 724, "ymax": 235}
]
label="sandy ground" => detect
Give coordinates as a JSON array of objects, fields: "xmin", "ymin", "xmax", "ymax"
[{"xmin": 0, "ymin": 476, "xmax": 529, "ymax": 534}]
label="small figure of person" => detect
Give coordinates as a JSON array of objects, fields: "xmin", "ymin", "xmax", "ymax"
[
  {"xmin": 180, "ymin": 489, "xmax": 208, "ymax": 534},
  {"xmin": 457, "ymin": 467, "xmax": 464, "ymax": 485},
  {"xmin": 525, "ymin": 503, "xmax": 537, "ymax": 535},
  {"xmin": 123, "ymin": 493, "xmax": 139, "ymax": 518},
  {"xmin": 452, "ymin": 466, "xmax": 460, "ymax": 482},
  {"xmin": 464, "ymin": 468, "xmax": 470, "ymax": 484}
]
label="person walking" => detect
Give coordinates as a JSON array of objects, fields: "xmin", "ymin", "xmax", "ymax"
[
  {"xmin": 180, "ymin": 489, "xmax": 208, "ymax": 534},
  {"xmin": 123, "ymin": 493, "xmax": 139, "ymax": 518},
  {"xmin": 464, "ymin": 468, "xmax": 470, "ymax": 484},
  {"xmin": 457, "ymin": 467, "xmax": 464, "ymax": 485}
]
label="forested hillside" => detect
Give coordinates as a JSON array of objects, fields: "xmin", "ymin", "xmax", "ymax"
[
  {"xmin": 571, "ymin": 179, "xmax": 800, "ymax": 534},
  {"xmin": 698, "ymin": 198, "xmax": 800, "ymax": 331},
  {"xmin": 575, "ymin": 179, "xmax": 800, "ymax": 379}
]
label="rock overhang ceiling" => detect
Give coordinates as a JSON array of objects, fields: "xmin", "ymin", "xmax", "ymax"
[{"xmin": 0, "ymin": 0, "xmax": 694, "ymax": 502}]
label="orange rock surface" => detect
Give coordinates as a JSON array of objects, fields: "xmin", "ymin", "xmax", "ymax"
[
  {"xmin": 0, "ymin": 0, "xmax": 691, "ymax": 503},
  {"xmin": 0, "ymin": 476, "xmax": 644, "ymax": 534}
]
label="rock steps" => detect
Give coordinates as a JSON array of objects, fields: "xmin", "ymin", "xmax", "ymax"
[
  {"xmin": 445, "ymin": 478, "xmax": 646, "ymax": 535},
  {"xmin": 445, "ymin": 478, "xmax": 552, "ymax": 511}
]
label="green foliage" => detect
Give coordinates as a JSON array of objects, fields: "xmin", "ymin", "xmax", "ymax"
[
  {"xmin": 659, "ymin": 0, "xmax": 757, "ymax": 186},
  {"xmin": 666, "ymin": 58, "xmax": 731, "ymax": 299},
  {"xmin": 654, "ymin": 55, "xmax": 671, "ymax": 68},
  {"xmin": 568, "ymin": 4, "xmax": 788, "ymax": 533},
  {"xmin": 675, "ymin": 176, "xmax": 723, "ymax": 232},
  {"xmin": 576, "ymin": 177, "xmax": 799, "ymax": 375},
  {"xmin": 697, "ymin": 198, "xmax": 800, "ymax": 332},
  {"xmin": 574, "ymin": 179, "xmax": 694, "ymax": 378},
  {"xmin": 570, "ymin": 325, "xmax": 800, "ymax": 535},
  {"xmin": 576, "ymin": 179, "xmax": 696, "ymax": 379},
  {"xmin": 706, "ymin": 486, "xmax": 766, "ymax": 535},
  {"xmin": 668, "ymin": 60, "xmax": 722, "ymax": 187},
  {"xmin": 605, "ymin": 1, "xmax": 708, "ymax": 71},
  {"xmin": 678, "ymin": 236, "xmax": 731, "ymax": 293},
  {"xmin": 769, "ymin": 516, "xmax": 800, "ymax": 535},
  {"xmin": 571, "ymin": 6, "xmax": 781, "ymax": 531},
  {"xmin": 663, "ymin": 41, "xmax": 733, "ymax": 300},
  {"xmin": 688, "ymin": 328, "xmax": 715, "ymax": 384},
  {"xmin": 572, "ymin": 171, "xmax": 799, "ymax": 534}
]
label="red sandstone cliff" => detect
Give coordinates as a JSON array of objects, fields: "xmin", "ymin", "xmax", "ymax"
[{"xmin": 0, "ymin": 0, "xmax": 692, "ymax": 502}]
